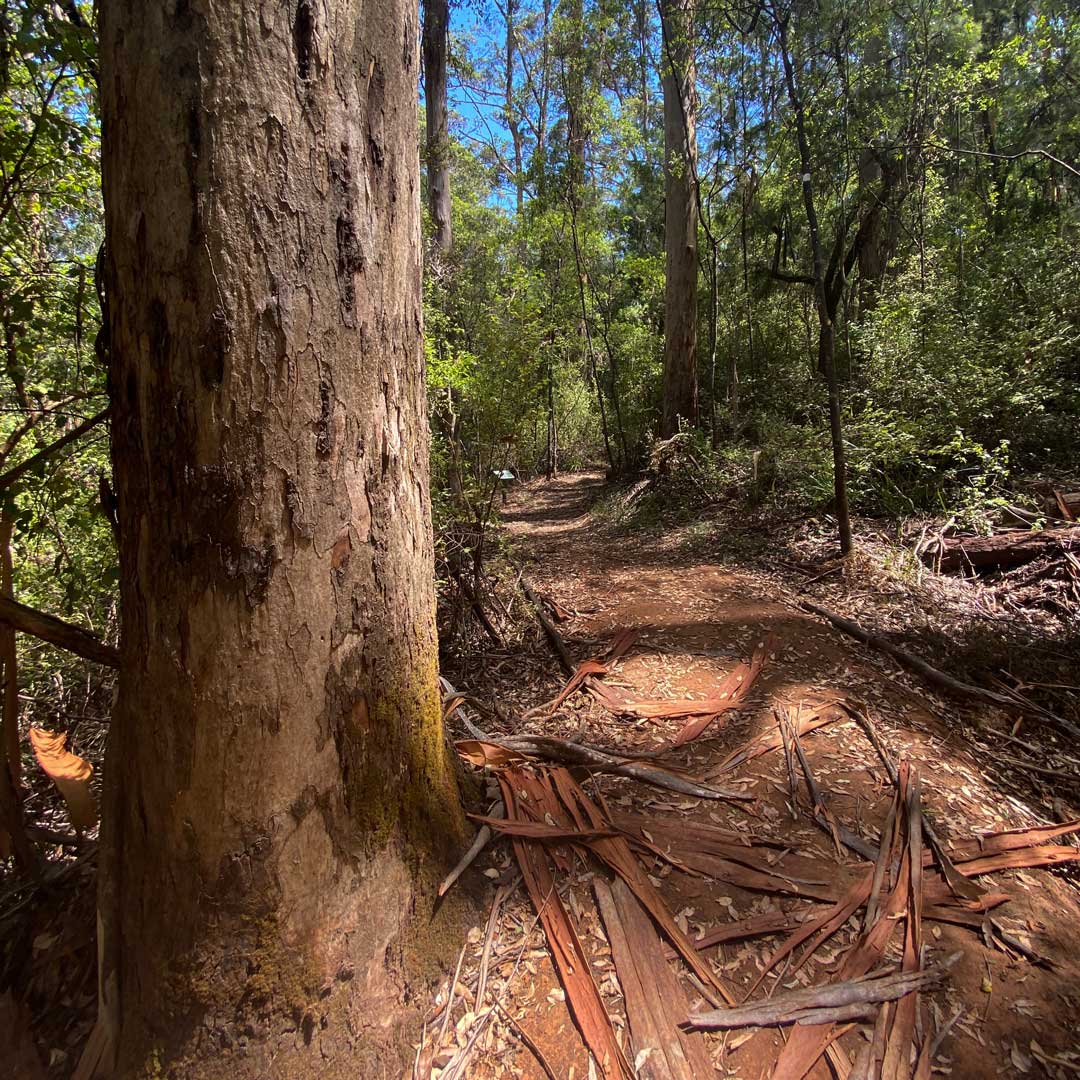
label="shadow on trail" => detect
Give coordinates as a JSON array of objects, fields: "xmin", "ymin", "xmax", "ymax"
[{"xmin": 500, "ymin": 473, "xmax": 607, "ymax": 529}]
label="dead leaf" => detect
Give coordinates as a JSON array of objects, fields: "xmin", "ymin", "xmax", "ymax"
[{"xmin": 29, "ymin": 727, "xmax": 95, "ymax": 830}]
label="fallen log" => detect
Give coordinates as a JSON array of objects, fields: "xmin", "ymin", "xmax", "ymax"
[{"xmin": 924, "ymin": 527, "xmax": 1077, "ymax": 574}]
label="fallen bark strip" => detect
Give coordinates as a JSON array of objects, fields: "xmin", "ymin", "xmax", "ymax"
[
  {"xmin": 948, "ymin": 818, "xmax": 1080, "ymax": 862},
  {"xmin": 1054, "ymin": 490, "xmax": 1077, "ymax": 522},
  {"xmin": 710, "ymin": 700, "xmax": 844, "ymax": 775},
  {"xmin": 688, "ymin": 967, "xmax": 946, "ymax": 1030},
  {"xmin": 673, "ymin": 636, "xmax": 774, "ymax": 744},
  {"xmin": 0, "ymin": 595, "xmax": 119, "ymax": 668},
  {"xmin": 849, "ymin": 703, "xmax": 983, "ymax": 900},
  {"xmin": 542, "ymin": 629, "xmax": 639, "ymax": 715},
  {"xmin": 924, "ymin": 527, "xmax": 1077, "ymax": 574},
  {"xmin": 497, "ymin": 771, "xmax": 631, "ymax": 1080},
  {"xmin": 595, "ymin": 877, "xmax": 714, "ymax": 1080},
  {"xmin": 521, "ymin": 577, "xmax": 575, "ymax": 675},
  {"xmin": 952, "ymin": 843, "xmax": 1080, "ymax": 877},
  {"xmin": 801, "ymin": 601, "xmax": 1080, "ymax": 741}
]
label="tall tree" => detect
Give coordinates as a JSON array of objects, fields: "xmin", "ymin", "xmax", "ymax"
[
  {"xmin": 771, "ymin": 1, "xmax": 853, "ymax": 553},
  {"xmin": 424, "ymin": 0, "xmax": 453, "ymax": 251},
  {"xmin": 660, "ymin": 0, "xmax": 699, "ymax": 437},
  {"xmin": 93, "ymin": 1, "xmax": 466, "ymax": 1075}
]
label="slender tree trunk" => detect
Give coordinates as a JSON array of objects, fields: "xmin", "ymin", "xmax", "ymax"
[
  {"xmin": 437, "ymin": 385, "xmax": 466, "ymax": 503},
  {"xmin": 0, "ymin": 516, "xmax": 18, "ymax": 786},
  {"xmin": 775, "ymin": 5, "xmax": 852, "ymax": 554},
  {"xmin": 637, "ymin": 0, "xmax": 651, "ymax": 147},
  {"xmin": 504, "ymin": 0, "xmax": 525, "ymax": 214},
  {"xmin": 94, "ymin": 3, "xmax": 467, "ymax": 1076},
  {"xmin": 707, "ymin": 240, "xmax": 719, "ymax": 446},
  {"xmin": 660, "ymin": 0, "xmax": 699, "ymax": 438},
  {"xmin": 546, "ymin": 350, "xmax": 557, "ymax": 478},
  {"xmin": 561, "ymin": 0, "xmax": 587, "ymax": 193},
  {"xmin": 424, "ymin": 0, "xmax": 453, "ymax": 251},
  {"xmin": 0, "ymin": 513, "xmax": 34, "ymax": 875}
]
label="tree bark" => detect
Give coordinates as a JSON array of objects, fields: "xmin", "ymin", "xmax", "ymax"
[
  {"xmin": 424, "ymin": 0, "xmax": 453, "ymax": 251},
  {"xmin": 660, "ymin": 0, "xmax": 699, "ymax": 438},
  {"xmin": 0, "ymin": 514, "xmax": 35, "ymax": 875},
  {"xmin": 95, "ymin": 3, "xmax": 467, "ymax": 1076},
  {"xmin": 503, "ymin": 0, "xmax": 525, "ymax": 214}
]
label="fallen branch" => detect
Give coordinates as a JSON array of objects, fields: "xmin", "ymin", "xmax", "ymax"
[
  {"xmin": 801, "ymin": 601, "xmax": 1080, "ymax": 741},
  {"xmin": 0, "ymin": 408, "xmax": 109, "ymax": 492},
  {"xmin": 521, "ymin": 577, "xmax": 575, "ymax": 675},
  {"xmin": 848, "ymin": 703, "xmax": 983, "ymax": 900},
  {"xmin": 784, "ymin": 711, "xmax": 877, "ymax": 861},
  {"xmin": 449, "ymin": 566, "xmax": 504, "ymax": 647},
  {"xmin": 0, "ymin": 595, "xmax": 119, "ymax": 667},
  {"xmin": 438, "ymin": 801, "xmax": 503, "ymax": 897},
  {"xmin": 459, "ymin": 733, "xmax": 751, "ymax": 801},
  {"xmin": 687, "ymin": 967, "xmax": 947, "ymax": 1030},
  {"xmin": 995, "ymin": 753, "xmax": 1080, "ymax": 782},
  {"xmin": 493, "ymin": 1001, "xmax": 560, "ymax": 1080}
]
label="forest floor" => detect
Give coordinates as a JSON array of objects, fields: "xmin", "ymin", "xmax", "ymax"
[{"xmin": 431, "ymin": 471, "xmax": 1080, "ymax": 1080}]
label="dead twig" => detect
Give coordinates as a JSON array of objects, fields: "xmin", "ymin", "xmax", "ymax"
[
  {"xmin": 521, "ymin": 577, "xmax": 575, "ymax": 675},
  {"xmin": 493, "ymin": 1000, "xmax": 560, "ymax": 1080},
  {"xmin": 438, "ymin": 802, "xmax": 504, "ymax": 898},
  {"xmin": 687, "ymin": 967, "xmax": 948, "ymax": 1030},
  {"xmin": 801, "ymin": 601, "xmax": 1080, "ymax": 741}
]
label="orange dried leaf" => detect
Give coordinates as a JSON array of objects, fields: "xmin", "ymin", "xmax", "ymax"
[
  {"xmin": 29, "ymin": 727, "xmax": 96, "ymax": 830},
  {"xmin": 454, "ymin": 739, "xmax": 527, "ymax": 768}
]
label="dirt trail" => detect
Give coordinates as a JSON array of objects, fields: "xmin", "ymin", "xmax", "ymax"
[{"xmin": 462, "ymin": 472, "xmax": 1080, "ymax": 1080}]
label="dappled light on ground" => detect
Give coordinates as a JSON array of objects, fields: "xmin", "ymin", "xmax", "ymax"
[{"xmin": 431, "ymin": 472, "xmax": 1080, "ymax": 1080}]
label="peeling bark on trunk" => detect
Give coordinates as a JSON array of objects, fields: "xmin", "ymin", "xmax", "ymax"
[
  {"xmin": 660, "ymin": 0, "xmax": 699, "ymax": 438},
  {"xmin": 96, "ymin": 2, "xmax": 467, "ymax": 1076}
]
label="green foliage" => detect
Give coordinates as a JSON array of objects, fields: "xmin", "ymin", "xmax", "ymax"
[{"xmin": 0, "ymin": 1, "xmax": 111, "ymax": 727}]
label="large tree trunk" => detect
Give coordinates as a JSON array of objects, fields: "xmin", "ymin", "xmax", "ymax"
[
  {"xmin": 95, "ymin": 3, "xmax": 467, "ymax": 1077},
  {"xmin": 660, "ymin": 0, "xmax": 699, "ymax": 438},
  {"xmin": 424, "ymin": 0, "xmax": 453, "ymax": 252}
]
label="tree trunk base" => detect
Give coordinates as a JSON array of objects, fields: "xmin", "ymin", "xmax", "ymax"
[{"xmin": 98, "ymin": 847, "xmax": 477, "ymax": 1080}]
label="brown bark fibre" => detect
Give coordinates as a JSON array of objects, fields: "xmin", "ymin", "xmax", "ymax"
[
  {"xmin": 96, "ymin": 2, "xmax": 468, "ymax": 1076},
  {"xmin": 925, "ymin": 527, "xmax": 1078, "ymax": 574},
  {"xmin": 660, "ymin": 0, "xmax": 699, "ymax": 438}
]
